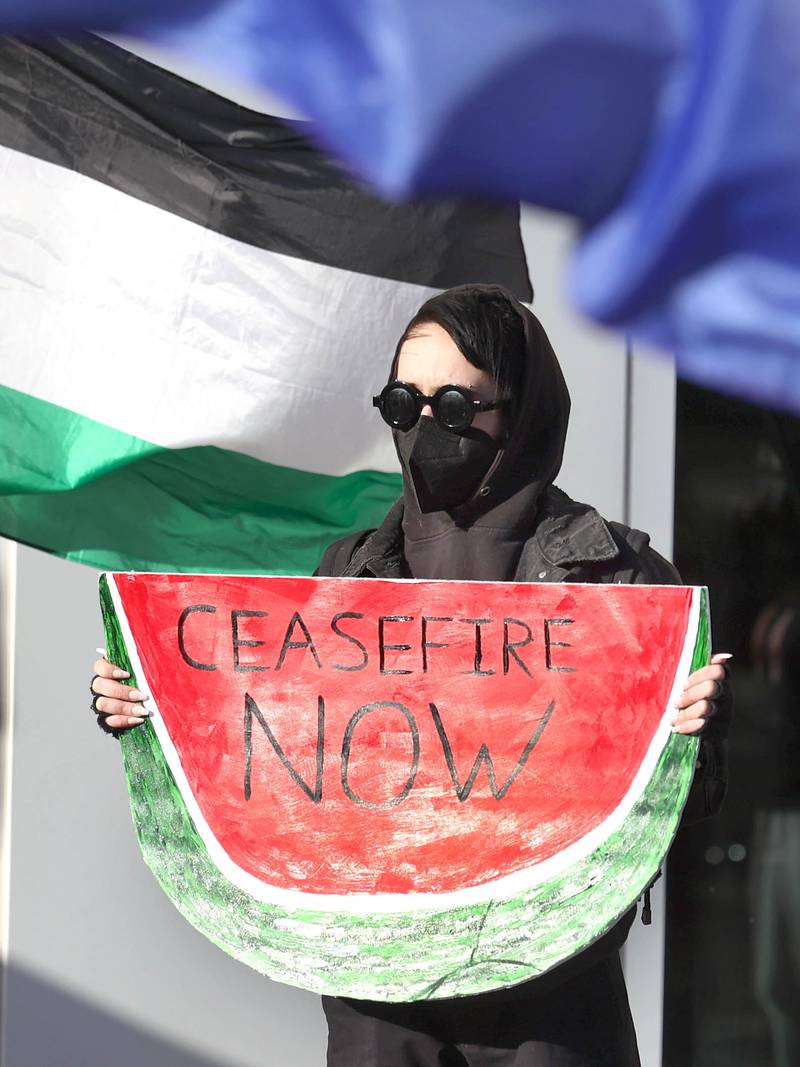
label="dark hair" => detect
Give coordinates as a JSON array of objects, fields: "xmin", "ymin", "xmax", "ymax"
[{"xmin": 393, "ymin": 284, "xmax": 527, "ymax": 416}]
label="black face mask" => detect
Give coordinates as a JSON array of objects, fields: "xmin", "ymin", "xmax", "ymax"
[{"xmin": 395, "ymin": 416, "xmax": 500, "ymax": 513}]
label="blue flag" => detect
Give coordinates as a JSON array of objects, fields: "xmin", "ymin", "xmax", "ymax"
[{"xmin": 4, "ymin": 0, "xmax": 800, "ymax": 411}]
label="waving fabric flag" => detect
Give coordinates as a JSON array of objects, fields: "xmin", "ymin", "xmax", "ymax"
[
  {"xmin": 0, "ymin": 34, "xmax": 531, "ymax": 573},
  {"xmin": 2, "ymin": 1, "xmax": 796, "ymax": 412}
]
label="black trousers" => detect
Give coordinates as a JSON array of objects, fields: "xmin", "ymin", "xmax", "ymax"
[{"xmin": 322, "ymin": 951, "xmax": 640, "ymax": 1067}]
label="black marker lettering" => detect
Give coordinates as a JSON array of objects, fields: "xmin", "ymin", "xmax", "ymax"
[
  {"xmin": 178, "ymin": 604, "xmax": 217, "ymax": 671},
  {"xmin": 503, "ymin": 617, "xmax": 534, "ymax": 676},
  {"xmin": 331, "ymin": 612, "xmax": 369, "ymax": 671},
  {"xmin": 460, "ymin": 617, "xmax": 495, "ymax": 675},
  {"xmin": 340, "ymin": 701, "xmax": 420, "ymax": 809},
  {"xmin": 275, "ymin": 611, "xmax": 322, "ymax": 670},
  {"xmin": 231, "ymin": 609, "xmax": 268, "ymax": 672},
  {"xmin": 430, "ymin": 700, "xmax": 556, "ymax": 801},
  {"xmin": 544, "ymin": 618, "xmax": 576, "ymax": 672},
  {"xmin": 421, "ymin": 616, "xmax": 452, "ymax": 672},
  {"xmin": 244, "ymin": 693, "xmax": 324, "ymax": 803},
  {"xmin": 378, "ymin": 615, "xmax": 413, "ymax": 675}
]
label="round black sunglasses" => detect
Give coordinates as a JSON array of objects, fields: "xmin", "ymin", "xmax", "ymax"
[{"xmin": 372, "ymin": 381, "xmax": 506, "ymax": 434}]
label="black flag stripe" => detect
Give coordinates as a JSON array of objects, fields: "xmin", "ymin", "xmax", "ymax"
[{"xmin": 0, "ymin": 34, "xmax": 532, "ymax": 296}]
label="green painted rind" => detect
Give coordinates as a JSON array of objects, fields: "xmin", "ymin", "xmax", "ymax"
[
  {"xmin": 694, "ymin": 588, "xmax": 711, "ymax": 673},
  {"xmin": 100, "ymin": 580, "xmax": 708, "ymax": 1002},
  {"xmin": 99, "ymin": 575, "xmax": 136, "ymax": 682},
  {"xmin": 2, "ymin": 386, "xmax": 401, "ymax": 574}
]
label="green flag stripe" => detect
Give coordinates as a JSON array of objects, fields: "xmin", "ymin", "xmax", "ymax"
[{"xmin": 0, "ymin": 384, "xmax": 400, "ymax": 573}]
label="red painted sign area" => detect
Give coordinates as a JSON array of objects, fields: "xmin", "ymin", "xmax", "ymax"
[{"xmin": 115, "ymin": 575, "xmax": 693, "ymax": 895}]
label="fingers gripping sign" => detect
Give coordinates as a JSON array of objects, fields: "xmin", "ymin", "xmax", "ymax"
[
  {"xmin": 671, "ymin": 652, "xmax": 732, "ymax": 735},
  {"xmin": 91, "ymin": 647, "xmax": 151, "ymax": 732}
]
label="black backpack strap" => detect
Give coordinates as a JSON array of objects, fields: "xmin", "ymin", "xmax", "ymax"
[{"xmin": 314, "ymin": 529, "xmax": 374, "ymax": 577}]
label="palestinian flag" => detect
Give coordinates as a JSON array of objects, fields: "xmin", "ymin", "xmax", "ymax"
[{"xmin": 0, "ymin": 34, "xmax": 531, "ymax": 574}]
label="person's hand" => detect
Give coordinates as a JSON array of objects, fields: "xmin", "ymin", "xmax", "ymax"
[
  {"xmin": 90, "ymin": 649, "xmax": 150, "ymax": 730},
  {"xmin": 671, "ymin": 652, "xmax": 732, "ymax": 735}
]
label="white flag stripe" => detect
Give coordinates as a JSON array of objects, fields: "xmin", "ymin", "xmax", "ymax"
[{"xmin": 0, "ymin": 146, "xmax": 438, "ymax": 478}]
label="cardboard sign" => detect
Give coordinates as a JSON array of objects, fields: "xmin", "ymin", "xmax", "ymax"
[{"xmin": 101, "ymin": 573, "xmax": 708, "ymax": 1001}]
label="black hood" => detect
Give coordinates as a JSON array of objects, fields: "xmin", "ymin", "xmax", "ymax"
[
  {"xmin": 393, "ymin": 293, "xmax": 571, "ymax": 580},
  {"xmin": 461, "ymin": 298, "xmax": 571, "ymax": 521}
]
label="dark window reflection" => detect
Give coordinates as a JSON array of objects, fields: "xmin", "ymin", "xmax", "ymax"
[{"xmin": 666, "ymin": 383, "xmax": 800, "ymax": 1067}]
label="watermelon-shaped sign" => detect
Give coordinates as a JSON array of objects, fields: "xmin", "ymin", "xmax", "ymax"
[{"xmin": 99, "ymin": 573, "xmax": 709, "ymax": 1001}]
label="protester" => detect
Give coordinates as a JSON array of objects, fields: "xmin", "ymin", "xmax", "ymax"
[{"xmin": 90, "ymin": 284, "xmax": 730, "ymax": 1065}]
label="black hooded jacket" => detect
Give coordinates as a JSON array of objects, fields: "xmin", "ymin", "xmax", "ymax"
[
  {"xmin": 318, "ymin": 296, "xmax": 727, "ymax": 822},
  {"xmin": 395, "ymin": 296, "xmax": 572, "ymax": 582},
  {"xmin": 314, "ymin": 296, "xmax": 727, "ymax": 1018},
  {"xmin": 317, "ymin": 490, "xmax": 727, "ymax": 828}
]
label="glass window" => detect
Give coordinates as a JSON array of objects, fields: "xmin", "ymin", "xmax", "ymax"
[{"xmin": 666, "ymin": 382, "xmax": 800, "ymax": 1067}]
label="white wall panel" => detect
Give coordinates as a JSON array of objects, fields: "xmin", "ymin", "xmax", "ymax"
[
  {"xmin": 521, "ymin": 212, "xmax": 677, "ymax": 1067},
  {"xmin": 3, "ymin": 544, "xmax": 327, "ymax": 1067},
  {"xmin": 621, "ymin": 344, "xmax": 677, "ymax": 1067},
  {"xmin": 520, "ymin": 207, "xmax": 628, "ymax": 523}
]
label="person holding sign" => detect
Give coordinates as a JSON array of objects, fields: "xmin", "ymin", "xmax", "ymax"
[{"xmin": 91, "ymin": 285, "xmax": 730, "ymax": 1066}]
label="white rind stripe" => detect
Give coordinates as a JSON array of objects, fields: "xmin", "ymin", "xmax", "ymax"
[
  {"xmin": 109, "ymin": 575, "xmax": 701, "ymax": 914},
  {"xmin": 0, "ymin": 146, "xmax": 438, "ymax": 477}
]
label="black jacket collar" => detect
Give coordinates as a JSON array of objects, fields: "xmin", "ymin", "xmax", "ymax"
[
  {"xmin": 532, "ymin": 487, "xmax": 620, "ymax": 567},
  {"xmin": 346, "ymin": 488, "xmax": 620, "ymax": 578}
]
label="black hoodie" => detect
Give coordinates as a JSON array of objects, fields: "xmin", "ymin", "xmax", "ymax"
[
  {"xmin": 397, "ymin": 297, "xmax": 572, "ymax": 581},
  {"xmin": 316, "ymin": 298, "xmax": 728, "ymax": 1023}
]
